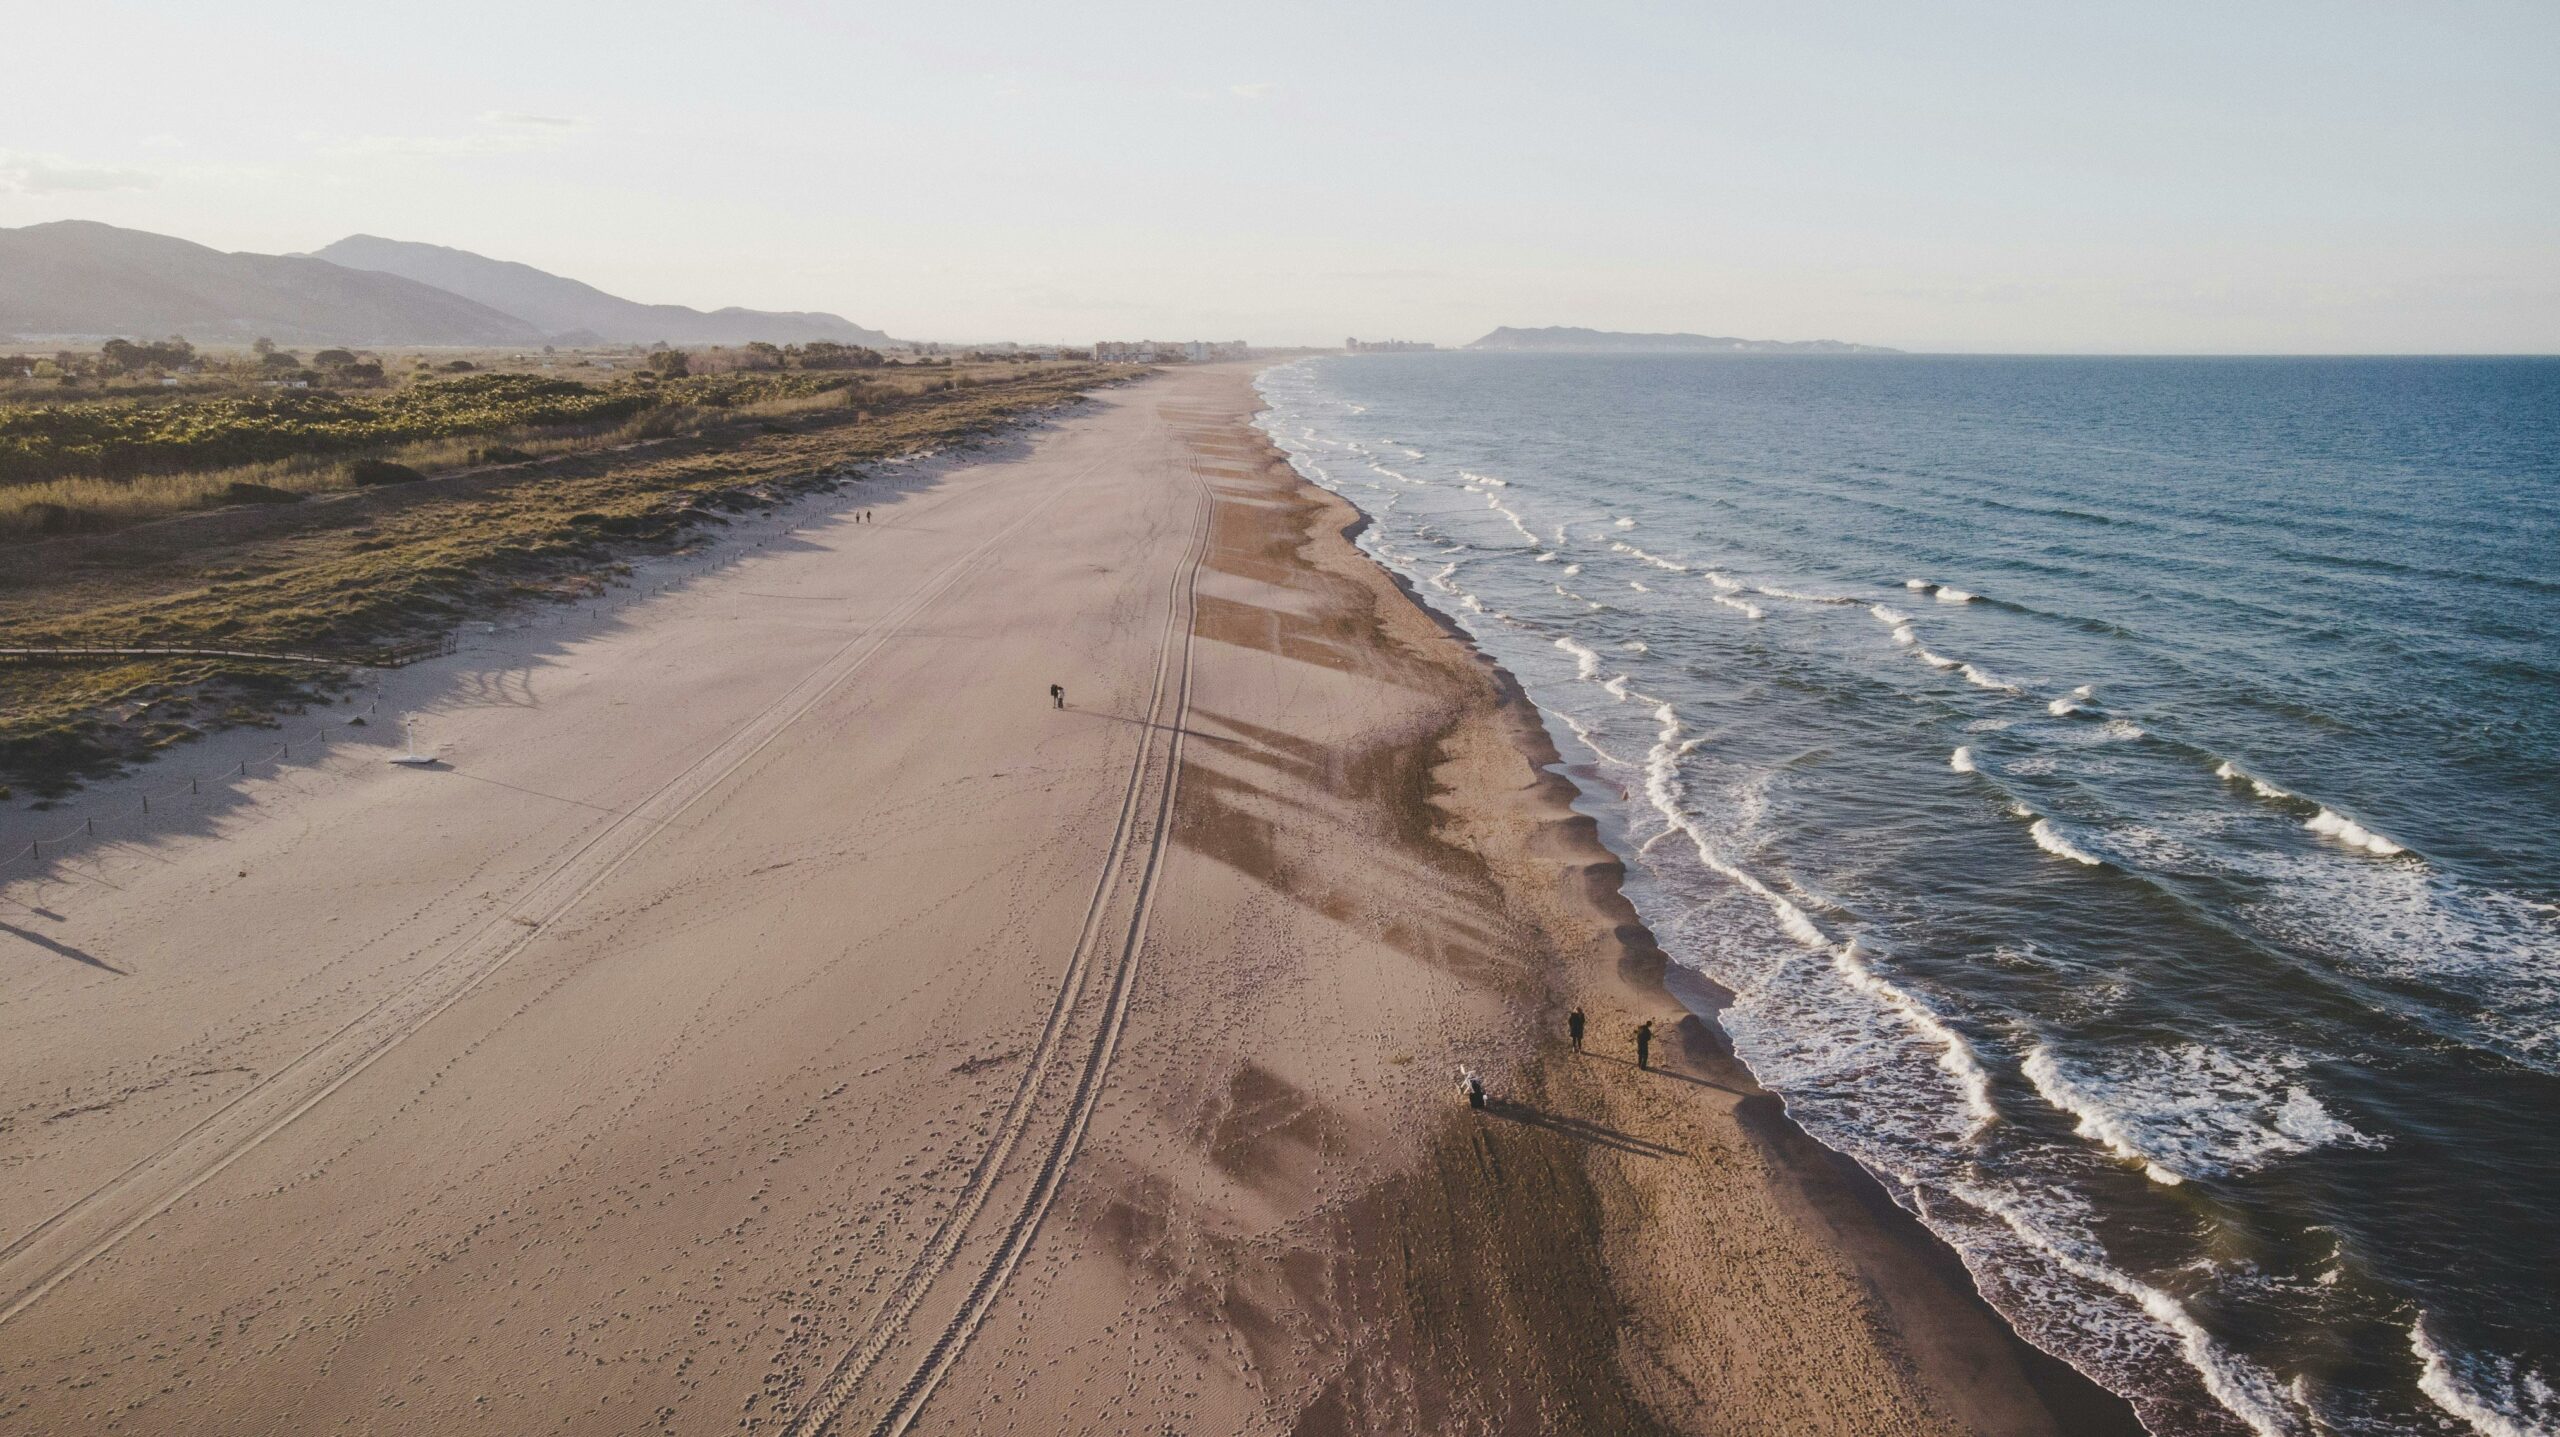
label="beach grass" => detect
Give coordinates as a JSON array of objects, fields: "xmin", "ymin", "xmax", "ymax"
[{"xmin": 0, "ymin": 363, "xmax": 1133, "ymax": 790}]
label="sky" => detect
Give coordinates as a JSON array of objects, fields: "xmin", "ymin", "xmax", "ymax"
[{"xmin": 5, "ymin": 1, "xmax": 2556, "ymax": 352}]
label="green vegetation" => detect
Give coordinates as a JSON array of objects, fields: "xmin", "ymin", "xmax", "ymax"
[
  {"xmin": 0, "ymin": 365, "xmax": 950, "ymax": 535},
  {"xmin": 0, "ymin": 362, "xmax": 1131, "ymax": 791},
  {"xmin": 0, "ymin": 373, "xmax": 647, "ymax": 485}
]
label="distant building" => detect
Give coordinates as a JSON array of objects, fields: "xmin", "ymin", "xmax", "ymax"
[{"xmin": 1345, "ymin": 337, "xmax": 1436, "ymax": 353}]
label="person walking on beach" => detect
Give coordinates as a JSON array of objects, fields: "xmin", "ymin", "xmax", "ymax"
[
  {"xmin": 1457, "ymin": 1066, "xmax": 1486, "ymax": 1110},
  {"xmin": 1634, "ymin": 1019, "xmax": 1654, "ymax": 1071},
  {"xmin": 1568, "ymin": 1006, "xmax": 1586, "ymax": 1051},
  {"xmin": 1049, "ymin": 683, "xmax": 1066, "ymax": 710}
]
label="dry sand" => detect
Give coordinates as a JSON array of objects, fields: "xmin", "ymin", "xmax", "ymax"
[{"xmin": 0, "ymin": 366, "xmax": 2137, "ymax": 1433}]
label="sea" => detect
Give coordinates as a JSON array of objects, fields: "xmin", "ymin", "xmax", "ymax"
[{"xmin": 1254, "ymin": 353, "xmax": 2560, "ymax": 1437}]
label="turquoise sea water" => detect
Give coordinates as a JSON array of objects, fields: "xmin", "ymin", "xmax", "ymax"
[{"xmin": 1257, "ymin": 354, "xmax": 2559, "ymax": 1437}]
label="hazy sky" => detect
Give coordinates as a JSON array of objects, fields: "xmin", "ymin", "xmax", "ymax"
[{"xmin": 6, "ymin": 1, "xmax": 2555, "ymax": 351}]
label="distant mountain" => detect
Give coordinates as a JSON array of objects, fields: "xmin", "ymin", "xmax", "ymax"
[
  {"xmin": 1467, "ymin": 325, "xmax": 1899, "ymax": 355},
  {"xmin": 0, "ymin": 220, "xmax": 543, "ymax": 347},
  {"xmin": 309, "ymin": 235, "xmax": 895, "ymax": 347}
]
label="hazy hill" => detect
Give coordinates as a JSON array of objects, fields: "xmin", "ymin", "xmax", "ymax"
[
  {"xmin": 311, "ymin": 235, "xmax": 895, "ymax": 347},
  {"xmin": 1467, "ymin": 325, "xmax": 1899, "ymax": 354},
  {"xmin": 0, "ymin": 220, "xmax": 544, "ymax": 347}
]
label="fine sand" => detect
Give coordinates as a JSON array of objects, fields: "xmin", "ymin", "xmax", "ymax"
[{"xmin": 0, "ymin": 366, "xmax": 2138, "ymax": 1433}]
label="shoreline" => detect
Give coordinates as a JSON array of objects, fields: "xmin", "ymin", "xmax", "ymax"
[
  {"xmin": 1264, "ymin": 371, "xmax": 2148, "ymax": 1434},
  {"xmin": 1, "ymin": 363, "xmax": 2142, "ymax": 1432}
]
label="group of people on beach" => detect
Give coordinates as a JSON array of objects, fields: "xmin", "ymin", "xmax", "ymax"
[{"xmin": 1457, "ymin": 1008, "xmax": 1659, "ymax": 1109}]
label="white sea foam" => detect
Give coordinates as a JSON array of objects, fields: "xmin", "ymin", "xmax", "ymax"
[
  {"xmin": 2243, "ymin": 848, "xmax": 2559, "ymax": 1072},
  {"xmin": 1713, "ymin": 593, "xmax": 1767, "ymax": 620},
  {"xmin": 2021, "ymin": 1045, "xmax": 2187, "ymax": 1185},
  {"xmin": 2411, "ymin": 1316, "xmax": 2560, "ymax": 1437},
  {"xmin": 2029, "ymin": 817, "xmax": 2104, "ymax": 866},
  {"xmin": 1613, "ymin": 516, "xmax": 1636, "ymax": 528},
  {"xmin": 1869, "ymin": 603, "xmax": 1913, "ymax": 626},
  {"xmin": 2049, "ymin": 683, "xmax": 2094, "ymax": 716},
  {"xmin": 1610, "ymin": 541, "xmax": 1689, "ymax": 572},
  {"xmin": 1634, "ymin": 702, "xmax": 1998, "ymax": 1135},
  {"xmin": 1552, "ymin": 707, "xmax": 1629, "ymax": 766},
  {"xmin": 1917, "ymin": 648, "xmax": 1961, "ymax": 669},
  {"xmin": 1906, "ymin": 577, "xmax": 1933, "ymax": 591},
  {"xmin": 2023, "ymin": 1042, "xmax": 2377, "ymax": 1188},
  {"xmin": 1703, "ymin": 570, "xmax": 1745, "ymax": 592},
  {"xmin": 1459, "ymin": 469, "xmax": 1508, "ymax": 487},
  {"xmin": 2304, "ymin": 807, "xmax": 2407, "ymax": 857},
  {"xmin": 2214, "ymin": 761, "xmax": 2411, "ymax": 857},
  {"xmin": 1534, "ymin": 550, "xmax": 1557, "ymax": 563},
  {"xmin": 1961, "ymin": 662, "xmax": 2021, "ymax": 693},
  {"xmin": 1934, "ymin": 1174, "xmax": 2313, "ymax": 1437},
  {"xmin": 2216, "ymin": 760, "xmax": 2297, "ymax": 802},
  {"xmin": 1627, "ymin": 579, "xmax": 1648, "ymax": 592},
  {"xmin": 1936, "ymin": 585, "xmax": 1977, "ymax": 604},
  {"xmin": 2102, "ymin": 719, "xmax": 2146, "ymax": 741},
  {"xmin": 1951, "ymin": 746, "xmax": 1977, "ymax": 773},
  {"xmin": 1554, "ymin": 636, "xmax": 1604, "ymax": 681},
  {"xmin": 1620, "ymin": 640, "xmax": 1649, "ymax": 652},
  {"xmin": 1489, "ymin": 496, "xmax": 1541, "ymax": 544},
  {"xmin": 1832, "ymin": 940, "xmax": 2001, "ymax": 1134},
  {"xmin": 1562, "ymin": 563, "xmax": 1582, "ymax": 575},
  {"xmin": 1756, "ymin": 583, "xmax": 1859, "ymax": 605}
]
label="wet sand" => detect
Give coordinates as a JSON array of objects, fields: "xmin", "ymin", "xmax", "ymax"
[{"xmin": 0, "ymin": 365, "xmax": 2137, "ymax": 1433}]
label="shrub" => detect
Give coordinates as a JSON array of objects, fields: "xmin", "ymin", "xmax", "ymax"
[{"xmin": 346, "ymin": 458, "xmax": 424, "ymax": 487}]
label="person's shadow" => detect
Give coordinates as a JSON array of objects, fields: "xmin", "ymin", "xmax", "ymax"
[
  {"xmin": 1578, "ymin": 1050, "xmax": 1747, "ymax": 1095},
  {"xmin": 1484, "ymin": 1098, "xmax": 1686, "ymax": 1159},
  {"xmin": 1, "ymin": 920, "xmax": 125, "ymax": 974}
]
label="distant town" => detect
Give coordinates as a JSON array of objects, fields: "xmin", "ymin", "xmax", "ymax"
[{"xmin": 1345, "ymin": 337, "xmax": 1438, "ymax": 352}]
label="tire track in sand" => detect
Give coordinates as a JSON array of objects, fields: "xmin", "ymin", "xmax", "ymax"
[
  {"xmin": 783, "ymin": 449, "xmax": 1214, "ymax": 1437},
  {"xmin": 0, "ymin": 465, "xmax": 1093, "ymax": 1327}
]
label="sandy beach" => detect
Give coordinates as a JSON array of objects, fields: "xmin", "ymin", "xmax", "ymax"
[{"xmin": 0, "ymin": 365, "xmax": 2137, "ymax": 1434}]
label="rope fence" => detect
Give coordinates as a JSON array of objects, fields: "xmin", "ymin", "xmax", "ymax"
[{"xmin": 1, "ymin": 685, "xmax": 389, "ymax": 875}]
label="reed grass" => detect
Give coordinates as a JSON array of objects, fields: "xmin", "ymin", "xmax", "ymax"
[{"xmin": 0, "ymin": 364, "xmax": 1132, "ymax": 790}]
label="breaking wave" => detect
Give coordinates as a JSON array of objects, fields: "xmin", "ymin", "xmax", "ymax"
[
  {"xmin": 2021, "ymin": 1042, "xmax": 2378, "ymax": 1186},
  {"xmin": 2029, "ymin": 816, "xmax": 2105, "ymax": 866},
  {"xmin": 2411, "ymin": 1317, "xmax": 2560, "ymax": 1437}
]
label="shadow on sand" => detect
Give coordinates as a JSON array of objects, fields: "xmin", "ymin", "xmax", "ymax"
[
  {"xmin": 1482, "ymin": 1097, "xmax": 1686, "ymax": 1159},
  {"xmin": 1, "ymin": 919, "xmax": 125, "ymax": 975}
]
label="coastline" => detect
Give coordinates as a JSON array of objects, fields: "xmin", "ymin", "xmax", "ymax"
[
  {"xmin": 1252, "ymin": 368, "xmax": 2148, "ymax": 1434},
  {"xmin": 0, "ymin": 362, "xmax": 2142, "ymax": 1432}
]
